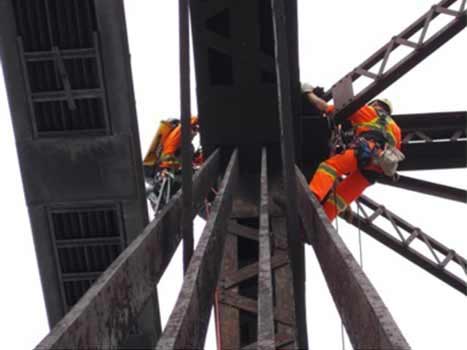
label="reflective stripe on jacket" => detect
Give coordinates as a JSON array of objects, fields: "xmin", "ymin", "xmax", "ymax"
[{"xmin": 326, "ymin": 104, "xmax": 401, "ymax": 149}]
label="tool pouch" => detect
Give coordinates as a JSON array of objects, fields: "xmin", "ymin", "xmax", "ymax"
[{"xmin": 375, "ymin": 145, "xmax": 405, "ymax": 176}]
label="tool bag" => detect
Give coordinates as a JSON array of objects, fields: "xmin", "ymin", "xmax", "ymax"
[{"xmin": 375, "ymin": 144, "xmax": 405, "ymax": 176}]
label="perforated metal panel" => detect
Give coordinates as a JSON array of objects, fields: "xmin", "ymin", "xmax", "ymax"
[
  {"xmin": 49, "ymin": 205, "xmax": 125, "ymax": 310},
  {"xmin": 13, "ymin": 0, "xmax": 109, "ymax": 137}
]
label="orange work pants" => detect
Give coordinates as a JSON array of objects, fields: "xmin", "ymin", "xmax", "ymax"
[{"xmin": 309, "ymin": 148, "xmax": 376, "ymax": 221}]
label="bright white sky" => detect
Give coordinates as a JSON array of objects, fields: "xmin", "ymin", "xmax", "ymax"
[{"xmin": 0, "ymin": 1, "xmax": 465, "ymax": 349}]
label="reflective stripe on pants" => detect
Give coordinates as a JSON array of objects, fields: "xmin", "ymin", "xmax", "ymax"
[{"xmin": 309, "ymin": 148, "xmax": 373, "ymax": 221}]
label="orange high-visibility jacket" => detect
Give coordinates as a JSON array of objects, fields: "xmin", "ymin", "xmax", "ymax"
[
  {"xmin": 162, "ymin": 116, "xmax": 199, "ymax": 156},
  {"xmin": 159, "ymin": 116, "xmax": 199, "ymax": 169},
  {"xmin": 327, "ymin": 105, "xmax": 401, "ymax": 149}
]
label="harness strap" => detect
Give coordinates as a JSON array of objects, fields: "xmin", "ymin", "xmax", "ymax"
[{"xmin": 353, "ymin": 108, "xmax": 397, "ymax": 147}]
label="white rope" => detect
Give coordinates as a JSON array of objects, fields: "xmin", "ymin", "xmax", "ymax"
[
  {"xmin": 331, "ymin": 183, "xmax": 346, "ymax": 350},
  {"xmin": 357, "ymin": 202, "xmax": 364, "ymax": 269}
]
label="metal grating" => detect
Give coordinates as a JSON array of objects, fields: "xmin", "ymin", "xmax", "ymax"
[
  {"xmin": 13, "ymin": 0, "xmax": 109, "ymax": 136},
  {"xmin": 63, "ymin": 279, "xmax": 94, "ymax": 307},
  {"xmin": 49, "ymin": 206, "xmax": 125, "ymax": 310},
  {"xmin": 34, "ymin": 98, "xmax": 105, "ymax": 133},
  {"xmin": 57, "ymin": 244, "xmax": 121, "ymax": 274},
  {"xmin": 12, "ymin": 0, "xmax": 97, "ymax": 52},
  {"xmin": 51, "ymin": 208, "xmax": 121, "ymax": 240}
]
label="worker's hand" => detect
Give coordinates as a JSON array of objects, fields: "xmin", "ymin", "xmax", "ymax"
[{"xmin": 301, "ymin": 82, "xmax": 315, "ymax": 93}]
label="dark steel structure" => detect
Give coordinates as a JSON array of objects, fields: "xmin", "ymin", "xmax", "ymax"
[
  {"xmin": 0, "ymin": 0, "xmax": 160, "ymax": 347},
  {"xmin": 0, "ymin": 0, "xmax": 465, "ymax": 349}
]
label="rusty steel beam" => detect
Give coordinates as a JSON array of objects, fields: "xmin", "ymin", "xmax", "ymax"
[
  {"xmin": 34, "ymin": 150, "xmax": 221, "ymax": 350},
  {"xmin": 257, "ymin": 148, "xmax": 275, "ymax": 349},
  {"xmin": 227, "ymin": 221, "xmax": 288, "ymax": 250},
  {"xmin": 224, "ymin": 253, "xmax": 288, "ymax": 289},
  {"xmin": 242, "ymin": 333, "xmax": 295, "ymax": 350},
  {"xmin": 156, "ymin": 150, "xmax": 239, "ymax": 350},
  {"xmin": 217, "ymin": 226, "xmax": 241, "ymax": 350},
  {"xmin": 179, "ymin": 0, "xmax": 194, "ymax": 272},
  {"xmin": 270, "ymin": 217, "xmax": 298, "ymax": 346},
  {"xmin": 377, "ymin": 175, "xmax": 467, "ymax": 203},
  {"xmin": 348, "ymin": 196, "xmax": 467, "ymax": 295},
  {"xmin": 219, "ymin": 290, "xmax": 294, "ymax": 327},
  {"xmin": 296, "ymin": 168, "xmax": 411, "ymax": 349},
  {"xmin": 271, "ymin": 0, "xmax": 308, "ymax": 347},
  {"xmin": 325, "ymin": 0, "xmax": 466, "ymax": 121}
]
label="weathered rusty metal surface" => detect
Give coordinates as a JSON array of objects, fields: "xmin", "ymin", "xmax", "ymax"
[
  {"xmin": 34, "ymin": 150, "xmax": 220, "ymax": 350},
  {"xmin": 224, "ymin": 253, "xmax": 288, "ymax": 289},
  {"xmin": 296, "ymin": 168, "xmax": 411, "ymax": 349},
  {"xmin": 270, "ymin": 217, "xmax": 297, "ymax": 347},
  {"xmin": 179, "ymin": 0, "xmax": 194, "ymax": 272},
  {"xmin": 347, "ymin": 196, "xmax": 467, "ymax": 295},
  {"xmin": 217, "ymin": 230, "xmax": 241, "ymax": 349},
  {"xmin": 219, "ymin": 290, "xmax": 294, "ymax": 327},
  {"xmin": 257, "ymin": 148, "xmax": 275, "ymax": 349},
  {"xmin": 271, "ymin": 0, "xmax": 308, "ymax": 346},
  {"xmin": 228, "ymin": 221, "xmax": 288, "ymax": 249},
  {"xmin": 156, "ymin": 150, "xmax": 239, "ymax": 350},
  {"xmin": 242, "ymin": 332, "xmax": 295, "ymax": 350}
]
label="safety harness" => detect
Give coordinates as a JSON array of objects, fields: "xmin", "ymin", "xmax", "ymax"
[{"xmin": 329, "ymin": 108, "xmax": 405, "ymax": 179}]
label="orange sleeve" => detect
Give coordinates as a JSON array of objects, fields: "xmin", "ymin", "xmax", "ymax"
[
  {"xmin": 390, "ymin": 123, "xmax": 402, "ymax": 150},
  {"xmin": 349, "ymin": 105, "xmax": 376, "ymax": 124},
  {"xmin": 326, "ymin": 104, "xmax": 375, "ymax": 124},
  {"xmin": 162, "ymin": 124, "xmax": 181, "ymax": 155},
  {"xmin": 326, "ymin": 104, "xmax": 335, "ymax": 114}
]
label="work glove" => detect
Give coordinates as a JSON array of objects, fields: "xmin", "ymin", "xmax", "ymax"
[
  {"xmin": 301, "ymin": 82, "xmax": 315, "ymax": 93},
  {"xmin": 312, "ymin": 86, "xmax": 325, "ymax": 98}
]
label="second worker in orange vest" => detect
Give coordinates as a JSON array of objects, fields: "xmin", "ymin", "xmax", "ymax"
[
  {"xmin": 302, "ymin": 83, "xmax": 403, "ymax": 221},
  {"xmin": 159, "ymin": 116, "xmax": 200, "ymax": 170}
]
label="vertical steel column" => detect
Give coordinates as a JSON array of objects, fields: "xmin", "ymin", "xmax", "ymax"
[
  {"xmin": 179, "ymin": 0, "xmax": 194, "ymax": 272},
  {"xmin": 257, "ymin": 148, "xmax": 275, "ymax": 348},
  {"xmin": 157, "ymin": 150, "xmax": 239, "ymax": 349},
  {"xmin": 296, "ymin": 169, "xmax": 411, "ymax": 349},
  {"xmin": 271, "ymin": 0, "xmax": 308, "ymax": 347},
  {"xmin": 217, "ymin": 229, "xmax": 241, "ymax": 349}
]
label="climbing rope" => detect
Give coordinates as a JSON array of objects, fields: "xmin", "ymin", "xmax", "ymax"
[
  {"xmin": 333, "ymin": 192, "xmax": 365, "ymax": 350},
  {"xmin": 357, "ymin": 203, "xmax": 364, "ymax": 269},
  {"xmin": 330, "ymin": 183, "xmax": 347, "ymax": 350}
]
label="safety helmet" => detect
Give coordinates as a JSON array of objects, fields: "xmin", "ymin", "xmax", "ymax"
[{"xmin": 370, "ymin": 98, "xmax": 392, "ymax": 115}]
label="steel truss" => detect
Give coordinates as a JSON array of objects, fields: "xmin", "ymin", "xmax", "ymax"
[
  {"xmin": 8, "ymin": 0, "xmax": 465, "ymax": 348},
  {"xmin": 325, "ymin": 0, "xmax": 467, "ymax": 122},
  {"xmin": 342, "ymin": 195, "xmax": 467, "ymax": 295},
  {"xmin": 393, "ymin": 111, "xmax": 467, "ymax": 170}
]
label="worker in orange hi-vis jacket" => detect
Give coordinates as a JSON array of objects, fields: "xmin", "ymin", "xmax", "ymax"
[
  {"xmin": 159, "ymin": 116, "xmax": 200, "ymax": 170},
  {"xmin": 143, "ymin": 116, "xmax": 201, "ymax": 213},
  {"xmin": 302, "ymin": 83, "xmax": 405, "ymax": 221}
]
